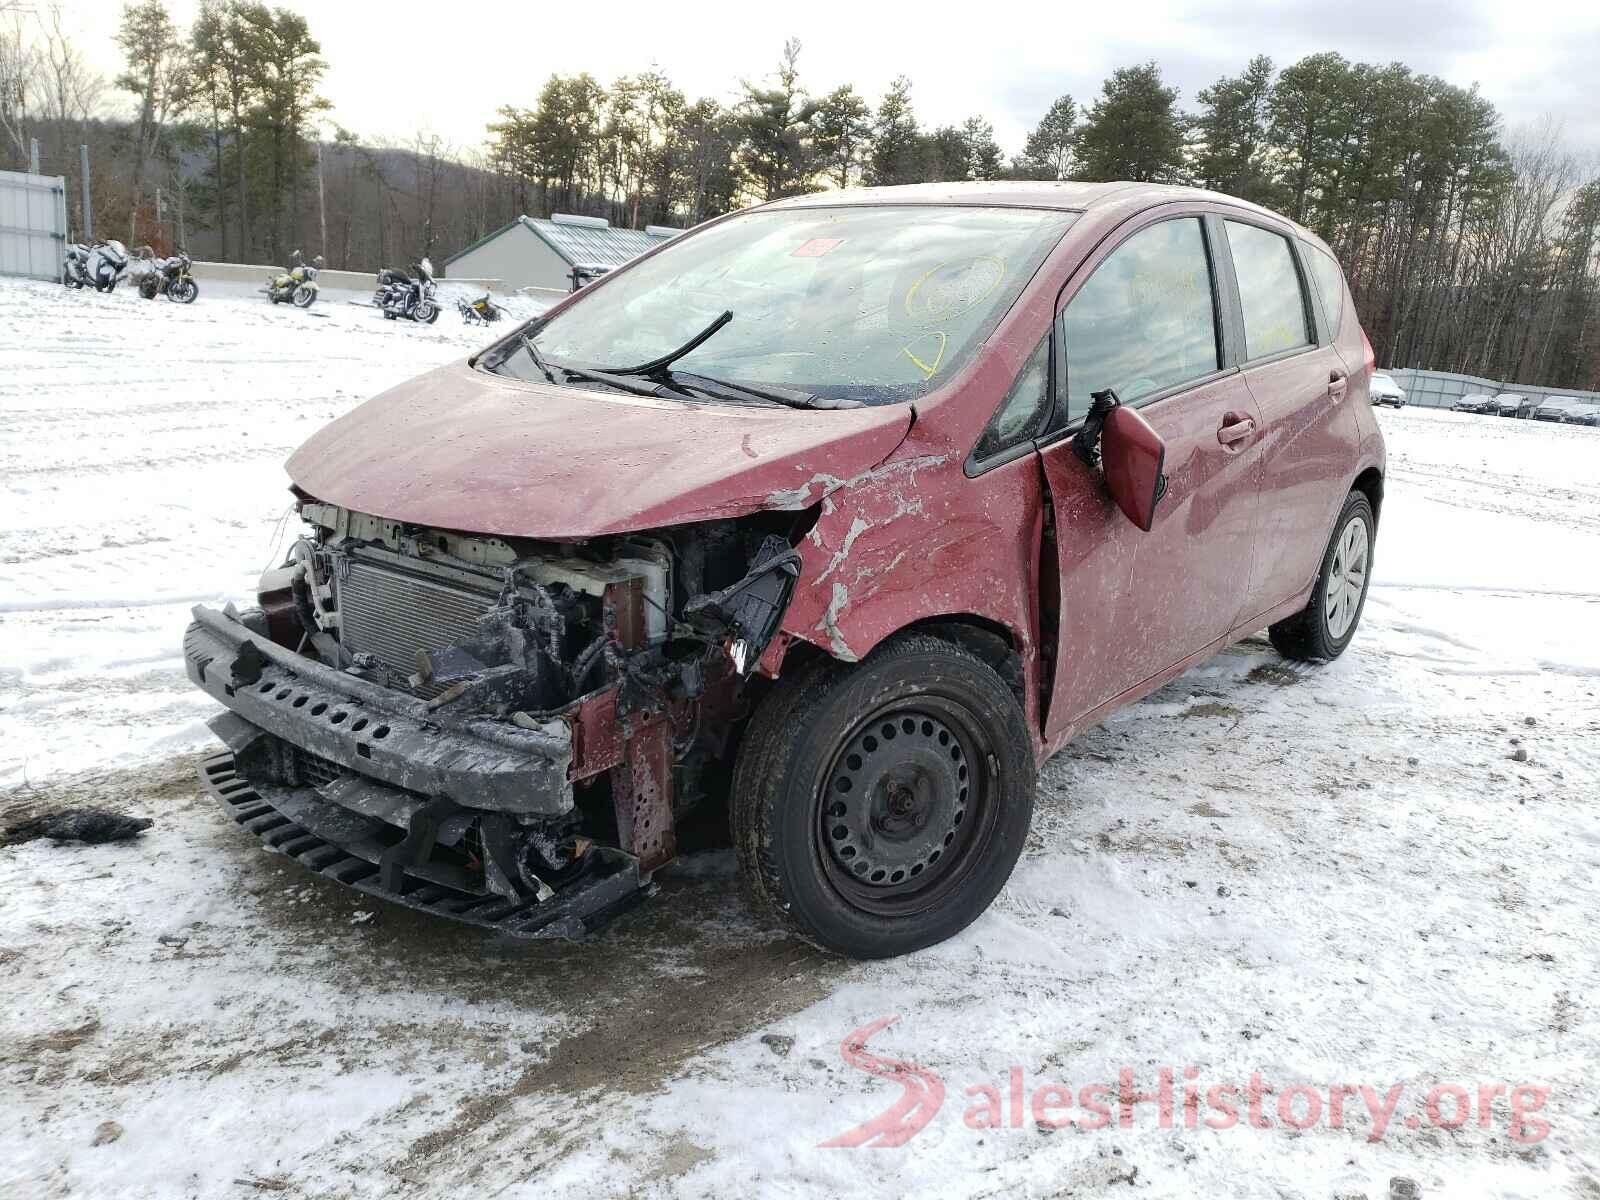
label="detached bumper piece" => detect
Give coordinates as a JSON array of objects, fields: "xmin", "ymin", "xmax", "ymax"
[{"xmin": 199, "ymin": 751, "xmax": 651, "ymax": 939}]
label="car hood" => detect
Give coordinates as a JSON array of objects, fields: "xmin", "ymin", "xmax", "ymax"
[{"xmin": 285, "ymin": 361, "xmax": 915, "ymax": 539}]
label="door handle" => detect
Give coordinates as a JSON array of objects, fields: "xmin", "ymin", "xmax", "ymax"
[
  {"xmin": 1328, "ymin": 372, "xmax": 1349, "ymax": 401},
  {"xmin": 1217, "ymin": 412, "xmax": 1256, "ymax": 446}
]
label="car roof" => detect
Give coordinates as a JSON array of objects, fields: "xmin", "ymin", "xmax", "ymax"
[{"xmin": 758, "ymin": 180, "xmax": 1320, "ymax": 241}]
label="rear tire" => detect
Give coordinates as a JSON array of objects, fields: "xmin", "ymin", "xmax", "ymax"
[
  {"xmin": 733, "ymin": 633, "xmax": 1035, "ymax": 958},
  {"xmin": 1269, "ymin": 491, "xmax": 1375, "ymax": 661}
]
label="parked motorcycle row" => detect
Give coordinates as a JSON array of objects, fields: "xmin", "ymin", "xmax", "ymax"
[{"xmin": 60, "ymin": 242, "xmax": 506, "ymax": 328}]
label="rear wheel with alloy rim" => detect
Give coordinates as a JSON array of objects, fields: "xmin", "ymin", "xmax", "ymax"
[
  {"xmin": 734, "ymin": 632, "xmax": 1034, "ymax": 958},
  {"xmin": 1269, "ymin": 491, "xmax": 1375, "ymax": 661}
]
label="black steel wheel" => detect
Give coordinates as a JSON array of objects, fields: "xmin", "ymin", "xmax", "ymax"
[
  {"xmin": 734, "ymin": 632, "xmax": 1034, "ymax": 958},
  {"xmin": 818, "ymin": 702, "xmax": 993, "ymax": 916}
]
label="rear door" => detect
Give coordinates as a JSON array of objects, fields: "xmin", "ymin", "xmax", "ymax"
[
  {"xmin": 1222, "ymin": 219, "xmax": 1362, "ymax": 620},
  {"xmin": 1036, "ymin": 211, "xmax": 1263, "ymax": 737}
]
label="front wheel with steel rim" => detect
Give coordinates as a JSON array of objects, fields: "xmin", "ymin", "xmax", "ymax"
[
  {"xmin": 734, "ymin": 632, "xmax": 1035, "ymax": 958},
  {"xmin": 1269, "ymin": 491, "xmax": 1376, "ymax": 661}
]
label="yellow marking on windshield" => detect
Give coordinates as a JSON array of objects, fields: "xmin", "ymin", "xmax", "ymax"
[
  {"xmin": 905, "ymin": 256, "xmax": 1007, "ymax": 323},
  {"xmin": 901, "ymin": 331, "xmax": 949, "ymax": 380}
]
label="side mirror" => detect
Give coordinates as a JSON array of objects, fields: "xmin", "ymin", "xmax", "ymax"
[{"xmin": 1100, "ymin": 404, "xmax": 1168, "ymax": 532}]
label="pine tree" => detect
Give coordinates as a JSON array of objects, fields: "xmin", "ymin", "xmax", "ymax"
[
  {"xmin": 1074, "ymin": 62, "xmax": 1185, "ymax": 183},
  {"xmin": 1191, "ymin": 55, "xmax": 1277, "ymax": 204},
  {"xmin": 866, "ymin": 76, "xmax": 920, "ymax": 186},
  {"xmin": 962, "ymin": 116, "xmax": 1002, "ymax": 180},
  {"xmin": 734, "ymin": 38, "xmax": 818, "ymax": 201},
  {"xmin": 1016, "ymin": 94, "xmax": 1077, "ymax": 179},
  {"xmin": 812, "ymin": 84, "xmax": 870, "ymax": 189}
]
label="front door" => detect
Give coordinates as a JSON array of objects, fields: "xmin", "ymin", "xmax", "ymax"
[{"xmin": 1037, "ymin": 213, "xmax": 1262, "ymax": 739}]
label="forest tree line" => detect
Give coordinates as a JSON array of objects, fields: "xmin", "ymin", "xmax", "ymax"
[{"xmin": 2, "ymin": 2, "xmax": 1597, "ymax": 390}]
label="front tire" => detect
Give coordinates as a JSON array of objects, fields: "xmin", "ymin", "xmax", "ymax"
[
  {"xmin": 733, "ymin": 633, "xmax": 1035, "ymax": 959},
  {"xmin": 1269, "ymin": 491, "xmax": 1375, "ymax": 661},
  {"xmin": 171, "ymin": 279, "xmax": 198, "ymax": 304},
  {"xmin": 292, "ymin": 285, "xmax": 316, "ymax": 308},
  {"xmin": 415, "ymin": 300, "xmax": 439, "ymax": 324}
]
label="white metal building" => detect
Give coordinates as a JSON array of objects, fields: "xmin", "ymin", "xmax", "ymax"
[
  {"xmin": 0, "ymin": 169, "xmax": 69, "ymax": 282},
  {"xmin": 442, "ymin": 213, "xmax": 680, "ymax": 293}
]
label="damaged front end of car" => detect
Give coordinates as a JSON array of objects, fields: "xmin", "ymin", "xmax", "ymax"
[{"xmin": 186, "ymin": 499, "xmax": 804, "ymax": 939}]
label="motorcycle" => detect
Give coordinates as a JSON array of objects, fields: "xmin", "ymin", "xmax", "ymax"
[
  {"xmin": 457, "ymin": 293, "xmax": 505, "ymax": 325},
  {"xmin": 263, "ymin": 252, "xmax": 322, "ymax": 308},
  {"xmin": 137, "ymin": 249, "xmax": 199, "ymax": 304},
  {"xmin": 63, "ymin": 239, "xmax": 130, "ymax": 292},
  {"xmin": 373, "ymin": 257, "xmax": 440, "ymax": 323}
]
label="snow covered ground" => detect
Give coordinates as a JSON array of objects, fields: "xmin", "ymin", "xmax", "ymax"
[{"xmin": 2, "ymin": 275, "xmax": 1597, "ymax": 1199}]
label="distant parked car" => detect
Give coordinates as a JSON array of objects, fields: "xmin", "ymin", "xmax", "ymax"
[
  {"xmin": 1452, "ymin": 393, "xmax": 1496, "ymax": 414},
  {"xmin": 1562, "ymin": 402, "xmax": 1600, "ymax": 427},
  {"xmin": 1370, "ymin": 372, "xmax": 1406, "ymax": 407},
  {"xmin": 1533, "ymin": 397, "xmax": 1592, "ymax": 423},
  {"xmin": 1493, "ymin": 393, "xmax": 1533, "ymax": 417}
]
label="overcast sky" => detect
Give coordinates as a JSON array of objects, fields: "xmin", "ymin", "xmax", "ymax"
[{"xmin": 52, "ymin": 0, "xmax": 1600, "ymax": 158}]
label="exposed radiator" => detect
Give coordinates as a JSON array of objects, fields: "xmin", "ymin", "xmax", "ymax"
[{"xmin": 334, "ymin": 557, "xmax": 496, "ymax": 691}]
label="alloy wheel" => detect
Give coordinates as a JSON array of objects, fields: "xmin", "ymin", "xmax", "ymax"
[{"xmin": 1324, "ymin": 515, "xmax": 1369, "ymax": 640}]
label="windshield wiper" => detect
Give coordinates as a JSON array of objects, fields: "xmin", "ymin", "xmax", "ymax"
[
  {"xmin": 516, "ymin": 331, "xmax": 560, "ymax": 385},
  {"xmin": 555, "ymin": 362, "xmax": 697, "ymax": 399},
  {"xmin": 510, "ymin": 310, "xmax": 862, "ymax": 410},
  {"xmin": 666, "ymin": 371, "xmax": 863, "ymax": 410},
  {"xmin": 603, "ymin": 310, "xmax": 734, "ymax": 376}
]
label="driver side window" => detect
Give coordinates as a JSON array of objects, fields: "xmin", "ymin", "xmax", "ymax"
[{"xmin": 1060, "ymin": 217, "xmax": 1220, "ymax": 419}]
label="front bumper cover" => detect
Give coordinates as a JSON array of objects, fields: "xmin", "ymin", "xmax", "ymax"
[
  {"xmin": 184, "ymin": 604, "xmax": 573, "ymax": 815},
  {"xmin": 186, "ymin": 604, "xmax": 656, "ymax": 938}
]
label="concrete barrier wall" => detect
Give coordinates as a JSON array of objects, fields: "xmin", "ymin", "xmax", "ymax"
[
  {"xmin": 190, "ymin": 260, "xmax": 499, "ymax": 293},
  {"xmin": 1386, "ymin": 367, "xmax": 1600, "ymax": 410}
]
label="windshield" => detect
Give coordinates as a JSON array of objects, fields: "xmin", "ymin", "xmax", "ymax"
[{"xmin": 494, "ymin": 205, "xmax": 1077, "ymax": 405}]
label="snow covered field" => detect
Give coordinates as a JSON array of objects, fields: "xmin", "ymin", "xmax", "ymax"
[{"xmin": 2, "ymin": 275, "xmax": 1598, "ymax": 1199}]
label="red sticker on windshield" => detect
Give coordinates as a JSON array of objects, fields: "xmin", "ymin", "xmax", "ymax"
[{"xmin": 792, "ymin": 238, "xmax": 843, "ymax": 258}]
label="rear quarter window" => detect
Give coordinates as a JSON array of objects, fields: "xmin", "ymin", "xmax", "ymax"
[{"xmin": 1304, "ymin": 244, "xmax": 1347, "ymax": 333}]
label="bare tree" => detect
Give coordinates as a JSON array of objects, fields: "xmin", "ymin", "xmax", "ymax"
[{"xmin": 0, "ymin": 8, "xmax": 39, "ymax": 168}]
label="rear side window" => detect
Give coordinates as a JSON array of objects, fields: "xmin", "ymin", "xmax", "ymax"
[
  {"xmin": 1061, "ymin": 217, "xmax": 1219, "ymax": 417},
  {"xmin": 1305, "ymin": 244, "xmax": 1346, "ymax": 331},
  {"xmin": 1225, "ymin": 220, "xmax": 1312, "ymax": 359}
]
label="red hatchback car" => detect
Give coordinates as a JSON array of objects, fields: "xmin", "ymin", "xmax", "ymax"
[{"xmin": 184, "ymin": 182, "xmax": 1384, "ymax": 958}]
